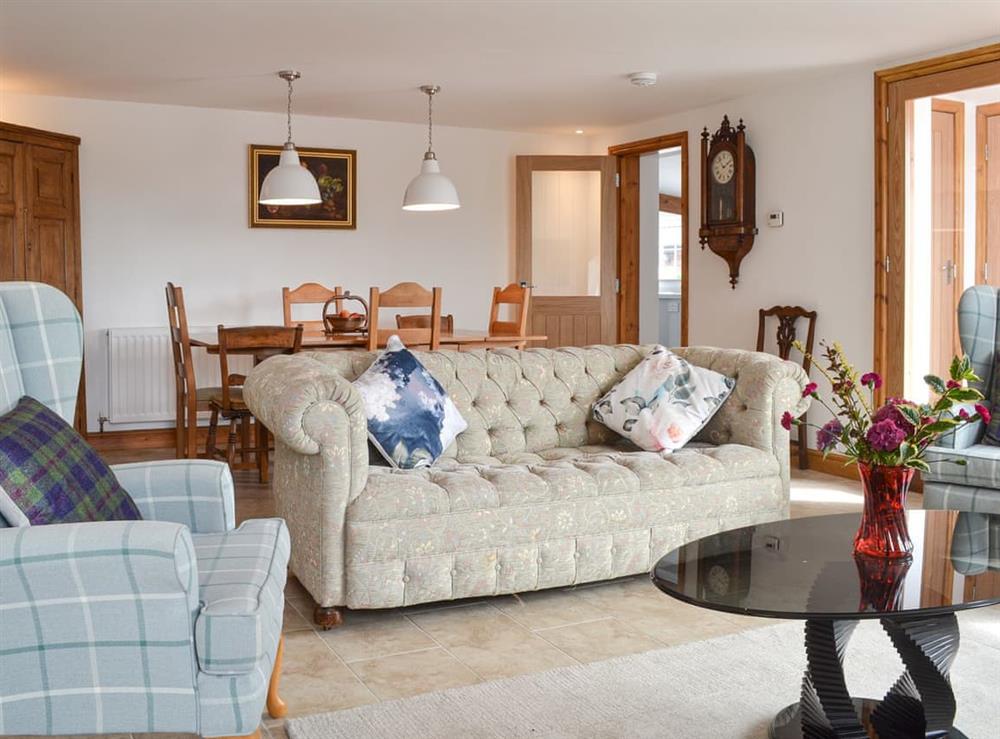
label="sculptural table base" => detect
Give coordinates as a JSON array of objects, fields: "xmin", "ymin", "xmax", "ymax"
[{"xmin": 768, "ymin": 614, "xmax": 965, "ymax": 739}]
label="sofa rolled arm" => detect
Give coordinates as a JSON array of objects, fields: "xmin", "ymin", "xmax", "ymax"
[
  {"xmin": 111, "ymin": 459, "xmax": 235, "ymax": 533},
  {"xmin": 245, "ymin": 353, "xmax": 369, "ymax": 494},
  {"xmin": 676, "ymin": 346, "xmax": 810, "ymax": 489},
  {"xmin": 1, "ymin": 520, "xmax": 201, "ymax": 735}
]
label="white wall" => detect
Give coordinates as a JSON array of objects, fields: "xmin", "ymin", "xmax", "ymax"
[
  {"xmin": 0, "ymin": 92, "xmax": 585, "ymax": 430},
  {"xmin": 593, "ymin": 66, "xmax": 876, "ymax": 442}
]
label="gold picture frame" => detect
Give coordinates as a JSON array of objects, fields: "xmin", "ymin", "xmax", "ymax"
[{"xmin": 248, "ymin": 144, "xmax": 357, "ymax": 229}]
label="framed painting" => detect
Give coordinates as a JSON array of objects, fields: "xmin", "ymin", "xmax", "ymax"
[{"xmin": 248, "ymin": 144, "xmax": 357, "ymax": 229}]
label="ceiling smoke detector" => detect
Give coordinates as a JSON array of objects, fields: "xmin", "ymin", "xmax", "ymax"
[{"xmin": 628, "ymin": 71, "xmax": 658, "ymax": 88}]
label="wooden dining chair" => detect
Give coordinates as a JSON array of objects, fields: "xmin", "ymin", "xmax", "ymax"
[
  {"xmin": 395, "ymin": 313, "xmax": 454, "ymax": 335},
  {"xmin": 756, "ymin": 305, "xmax": 817, "ymax": 471},
  {"xmin": 205, "ymin": 325, "xmax": 303, "ymax": 482},
  {"xmin": 368, "ymin": 282, "xmax": 443, "ymax": 350},
  {"xmin": 488, "ymin": 283, "xmax": 532, "ymax": 349},
  {"xmin": 166, "ymin": 282, "xmax": 218, "ymax": 459},
  {"xmin": 282, "ymin": 282, "xmax": 344, "ymax": 332}
]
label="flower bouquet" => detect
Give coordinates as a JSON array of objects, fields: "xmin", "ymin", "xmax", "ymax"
[{"xmin": 784, "ymin": 341, "xmax": 987, "ymax": 558}]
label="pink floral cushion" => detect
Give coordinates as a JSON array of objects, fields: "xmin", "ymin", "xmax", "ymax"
[{"xmin": 591, "ymin": 346, "xmax": 734, "ymax": 452}]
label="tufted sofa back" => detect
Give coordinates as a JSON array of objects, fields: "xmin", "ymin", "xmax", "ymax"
[{"xmin": 295, "ymin": 344, "xmax": 797, "ymax": 461}]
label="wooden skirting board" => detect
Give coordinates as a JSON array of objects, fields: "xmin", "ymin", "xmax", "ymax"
[
  {"xmin": 87, "ymin": 426, "xmax": 216, "ymax": 453},
  {"xmin": 796, "ymin": 445, "xmax": 856, "ymax": 480}
]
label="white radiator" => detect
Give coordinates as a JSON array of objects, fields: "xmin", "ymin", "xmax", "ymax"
[{"xmin": 105, "ymin": 327, "xmax": 251, "ymax": 425}]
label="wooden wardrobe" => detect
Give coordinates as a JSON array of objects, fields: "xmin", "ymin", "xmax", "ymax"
[{"xmin": 0, "ymin": 121, "xmax": 85, "ymax": 431}]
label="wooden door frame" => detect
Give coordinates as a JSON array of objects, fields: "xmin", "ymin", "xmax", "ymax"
[
  {"xmin": 976, "ymin": 102, "xmax": 1000, "ymax": 284},
  {"xmin": 873, "ymin": 43, "xmax": 1000, "ymax": 404},
  {"xmin": 608, "ymin": 131, "xmax": 689, "ymax": 345},
  {"xmin": 514, "ymin": 154, "xmax": 618, "ymax": 345}
]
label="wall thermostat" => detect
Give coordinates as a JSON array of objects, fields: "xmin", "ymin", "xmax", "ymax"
[{"xmin": 767, "ymin": 211, "xmax": 784, "ymax": 227}]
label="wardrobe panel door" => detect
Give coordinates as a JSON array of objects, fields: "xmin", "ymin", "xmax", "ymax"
[{"xmin": 0, "ymin": 140, "xmax": 25, "ymax": 280}]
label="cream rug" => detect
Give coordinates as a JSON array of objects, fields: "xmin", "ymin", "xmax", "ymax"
[{"xmin": 287, "ymin": 608, "xmax": 1000, "ymax": 739}]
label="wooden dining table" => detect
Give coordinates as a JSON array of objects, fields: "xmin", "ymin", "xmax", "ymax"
[{"xmin": 190, "ymin": 329, "xmax": 548, "ymax": 352}]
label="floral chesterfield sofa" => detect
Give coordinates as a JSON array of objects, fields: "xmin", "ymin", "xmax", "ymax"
[{"xmin": 245, "ymin": 344, "xmax": 810, "ymax": 627}]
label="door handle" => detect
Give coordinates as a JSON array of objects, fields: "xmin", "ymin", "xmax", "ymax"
[{"xmin": 941, "ymin": 260, "xmax": 956, "ymax": 285}]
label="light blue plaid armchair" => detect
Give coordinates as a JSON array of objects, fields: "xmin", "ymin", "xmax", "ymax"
[
  {"xmin": 925, "ymin": 285, "xmax": 1000, "ymax": 515},
  {"xmin": 0, "ymin": 282, "xmax": 290, "ymax": 737}
]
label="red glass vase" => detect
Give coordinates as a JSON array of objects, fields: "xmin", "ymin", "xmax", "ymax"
[{"xmin": 854, "ymin": 462, "xmax": 914, "ymax": 558}]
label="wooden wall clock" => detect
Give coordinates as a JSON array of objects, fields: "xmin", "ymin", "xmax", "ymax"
[{"xmin": 699, "ymin": 115, "xmax": 757, "ymax": 288}]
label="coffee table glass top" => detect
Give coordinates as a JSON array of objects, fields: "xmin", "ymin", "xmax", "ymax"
[{"xmin": 651, "ymin": 510, "xmax": 1000, "ymax": 620}]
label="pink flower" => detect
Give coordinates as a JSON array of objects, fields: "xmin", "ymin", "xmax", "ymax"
[
  {"xmin": 860, "ymin": 372, "xmax": 883, "ymax": 390},
  {"xmin": 866, "ymin": 418, "xmax": 907, "ymax": 452},
  {"xmin": 958, "ymin": 408, "xmax": 970, "ymax": 420},
  {"xmin": 947, "ymin": 380, "xmax": 962, "ymax": 390},
  {"xmin": 781, "ymin": 411, "xmax": 794, "ymax": 431},
  {"xmin": 975, "ymin": 404, "xmax": 992, "ymax": 426},
  {"xmin": 873, "ymin": 398, "xmax": 916, "ymax": 436},
  {"xmin": 802, "ymin": 382, "xmax": 818, "ymax": 398},
  {"xmin": 817, "ymin": 419, "xmax": 843, "ymax": 452}
]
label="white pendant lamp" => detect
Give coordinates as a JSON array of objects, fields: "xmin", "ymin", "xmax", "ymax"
[
  {"xmin": 259, "ymin": 70, "xmax": 321, "ymax": 206},
  {"xmin": 402, "ymin": 85, "xmax": 460, "ymax": 211}
]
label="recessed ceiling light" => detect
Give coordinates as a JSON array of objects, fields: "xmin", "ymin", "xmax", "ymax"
[
  {"xmin": 628, "ymin": 71, "xmax": 658, "ymax": 87},
  {"xmin": 575, "ymin": 129, "xmax": 584, "ymax": 135}
]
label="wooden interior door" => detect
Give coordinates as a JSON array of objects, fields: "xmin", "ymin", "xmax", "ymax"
[
  {"xmin": 515, "ymin": 155, "xmax": 617, "ymax": 348},
  {"xmin": 929, "ymin": 99, "xmax": 963, "ymax": 379},
  {"xmin": 24, "ymin": 143, "xmax": 81, "ymax": 307},
  {"xmin": 0, "ymin": 140, "xmax": 25, "ymax": 280},
  {"xmin": 978, "ymin": 102, "xmax": 1000, "ymax": 285}
]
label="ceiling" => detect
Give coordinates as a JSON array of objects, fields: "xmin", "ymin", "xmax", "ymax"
[{"xmin": 1, "ymin": 1, "xmax": 998, "ymax": 135}]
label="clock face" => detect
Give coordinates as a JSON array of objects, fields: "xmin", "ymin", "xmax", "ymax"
[
  {"xmin": 706, "ymin": 564, "xmax": 731, "ymax": 595},
  {"xmin": 712, "ymin": 150, "xmax": 735, "ymax": 184}
]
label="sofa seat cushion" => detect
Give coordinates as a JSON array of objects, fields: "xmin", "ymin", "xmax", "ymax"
[
  {"xmin": 925, "ymin": 443, "xmax": 1000, "ymax": 489},
  {"xmin": 348, "ymin": 443, "xmax": 777, "ymax": 523},
  {"xmin": 193, "ymin": 518, "xmax": 289, "ymax": 676}
]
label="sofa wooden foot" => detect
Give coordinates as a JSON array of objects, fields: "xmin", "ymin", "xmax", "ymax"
[
  {"xmin": 314, "ymin": 605, "xmax": 343, "ymax": 630},
  {"xmin": 267, "ymin": 634, "xmax": 288, "ymax": 719}
]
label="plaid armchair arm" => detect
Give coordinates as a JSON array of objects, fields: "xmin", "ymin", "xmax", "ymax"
[
  {"xmin": 0, "ymin": 520, "xmax": 202, "ymax": 735},
  {"xmin": 111, "ymin": 459, "xmax": 236, "ymax": 533},
  {"xmin": 933, "ymin": 402, "xmax": 984, "ymax": 451}
]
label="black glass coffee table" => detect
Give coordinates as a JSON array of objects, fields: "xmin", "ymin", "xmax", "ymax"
[{"xmin": 651, "ymin": 510, "xmax": 1000, "ymax": 738}]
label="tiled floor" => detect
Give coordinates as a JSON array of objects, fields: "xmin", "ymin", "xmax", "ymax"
[{"xmin": 36, "ymin": 456, "xmax": 877, "ymax": 739}]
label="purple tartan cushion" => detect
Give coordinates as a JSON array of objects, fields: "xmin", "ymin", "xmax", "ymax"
[{"xmin": 0, "ymin": 396, "xmax": 142, "ymax": 525}]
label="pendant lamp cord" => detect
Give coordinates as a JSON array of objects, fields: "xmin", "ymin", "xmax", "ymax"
[
  {"xmin": 426, "ymin": 90, "xmax": 434, "ymax": 154},
  {"xmin": 286, "ymin": 76, "xmax": 294, "ymax": 145}
]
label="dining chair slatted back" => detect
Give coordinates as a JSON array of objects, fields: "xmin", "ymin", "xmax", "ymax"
[
  {"xmin": 282, "ymin": 283, "xmax": 344, "ymax": 332},
  {"xmin": 368, "ymin": 282, "xmax": 443, "ymax": 350},
  {"xmin": 165, "ymin": 282, "xmax": 200, "ymax": 459},
  {"xmin": 207, "ymin": 324, "xmax": 303, "ymax": 482},
  {"xmin": 756, "ymin": 305, "xmax": 817, "ymax": 471},
  {"xmin": 217, "ymin": 325, "xmax": 304, "ymax": 409},
  {"xmin": 395, "ymin": 313, "xmax": 454, "ymax": 335},
  {"xmin": 488, "ymin": 283, "xmax": 532, "ymax": 349}
]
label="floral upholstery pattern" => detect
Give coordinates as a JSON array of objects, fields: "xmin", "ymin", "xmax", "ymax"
[
  {"xmin": 245, "ymin": 344, "xmax": 810, "ymax": 610},
  {"xmin": 591, "ymin": 346, "xmax": 735, "ymax": 452}
]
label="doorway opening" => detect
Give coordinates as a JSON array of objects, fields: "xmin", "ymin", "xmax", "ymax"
[
  {"xmin": 874, "ymin": 44, "xmax": 1000, "ymax": 402},
  {"xmin": 609, "ymin": 131, "xmax": 689, "ymax": 346},
  {"xmin": 903, "ymin": 86, "xmax": 1000, "ymax": 402}
]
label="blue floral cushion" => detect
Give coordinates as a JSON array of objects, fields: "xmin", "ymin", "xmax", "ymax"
[
  {"xmin": 354, "ymin": 337, "xmax": 468, "ymax": 468},
  {"xmin": 592, "ymin": 346, "xmax": 734, "ymax": 452},
  {"xmin": 0, "ymin": 396, "xmax": 143, "ymax": 525}
]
